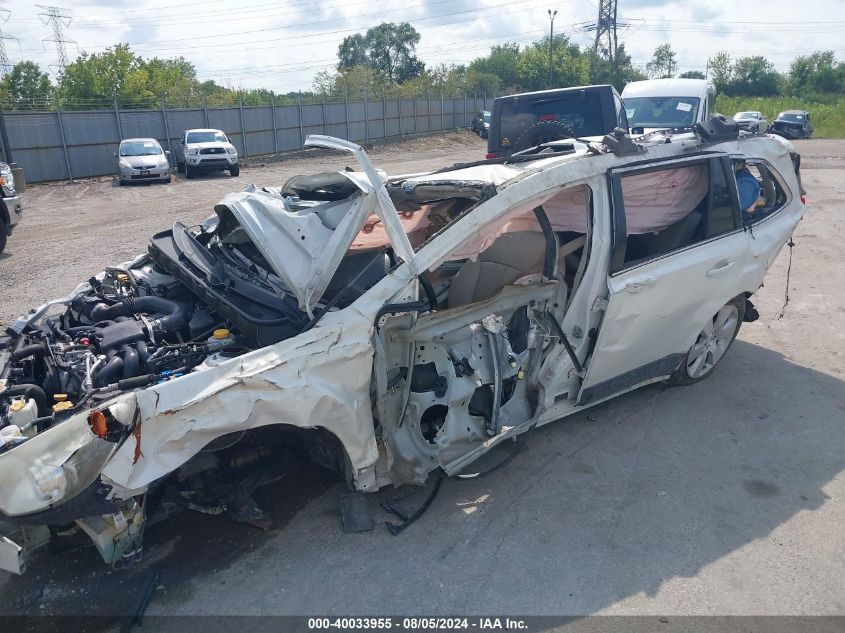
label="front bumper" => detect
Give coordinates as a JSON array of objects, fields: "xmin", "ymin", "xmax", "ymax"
[
  {"xmin": 4, "ymin": 193, "xmax": 23, "ymax": 231},
  {"xmin": 119, "ymin": 165, "xmax": 171, "ymax": 182},
  {"xmin": 771, "ymin": 124, "xmax": 808, "ymax": 139},
  {"xmin": 187, "ymin": 155, "xmax": 238, "ymax": 170}
]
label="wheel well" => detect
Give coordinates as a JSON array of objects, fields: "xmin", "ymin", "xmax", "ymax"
[{"xmin": 198, "ymin": 424, "xmax": 353, "ymax": 485}]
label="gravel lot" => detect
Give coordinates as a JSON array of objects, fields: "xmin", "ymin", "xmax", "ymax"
[{"xmin": 0, "ymin": 135, "xmax": 843, "ymax": 625}]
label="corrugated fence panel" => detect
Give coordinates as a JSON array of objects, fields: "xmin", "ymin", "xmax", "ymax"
[
  {"xmin": 4, "ymin": 94, "xmax": 481, "ymax": 182},
  {"xmin": 385, "ymin": 100, "xmax": 400, "ymax": 138},
  {"xmin": 167, "ymin": 109, "xmax": 207, "ymax": 138},
  {"xmin": 347, "ymin": 101, "xmax": 366, "ymax": 141},
  {"xmin": 416, "ymin": 100, "xmax": 430, "ymax": 133},
  {"xmin": 325, "ymin": 103, "xmax": 346, "ymax": 126},
  {"xmin": 4, "ymin": 112, "xmax": 65, "ymax": 182},
  {"xmin": 120, "ymin": 110, "xmax": 166, "ymax": 142},
  {"xmin": 60, "ymin": 111, "xmax": 121, "ymax": 178},
  {"xmin": 207, "ymin": 108, "xmax": 243, "ymax": 154},
  {"xmin": 400, "ymin": 100, "xmax": 416, "ymax": 136}
]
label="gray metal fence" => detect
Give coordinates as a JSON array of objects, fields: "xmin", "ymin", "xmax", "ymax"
[{"xmin": 0, "ymin": 95, "xmax": 495, "ymax": 183}]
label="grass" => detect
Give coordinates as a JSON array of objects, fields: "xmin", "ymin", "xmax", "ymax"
[{"xmin": 716, "ymin": 95, "xmax": 845, "ymax": 138}]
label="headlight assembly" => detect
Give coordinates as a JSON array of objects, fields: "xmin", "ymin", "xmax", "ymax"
[
  {"xmin": 0, "ymin": 165, "xmax": 15, "ymax": 195},
  {"xmin": 187, "ymin": 148, "xmax": 199, "ymax": 156},
  {"xmin": 119, "ymin": 158, "xmax": 132, "ymax": 169},
  {"xmin": 0, "ymin": 394, "xmax": 136, "ymax": 517}
]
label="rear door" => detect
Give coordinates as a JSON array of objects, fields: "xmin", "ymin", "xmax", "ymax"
[{"xmin": 578, "ymin": 154, "xmax": 747, "ymax": 405}]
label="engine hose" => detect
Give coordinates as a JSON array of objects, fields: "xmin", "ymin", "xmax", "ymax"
[
  {"xmin": 121, "ymin": 345, "xmax": 140, "ymax": 379},
  {"xmin": 1, "ymin": 384, "xmax": 49, "ymax": 417},
  {"xmin": 136, "ymin": 340, "xmax": 150, "ymax": 364},
  {"xmin": 20, "ymin": 415, "xmax": 53, "ymax": 434},
  {"xmin": 89, "ymin": 297, "xmax": 190, "ymax": 335},
  {"xmin": 93, "ymin": 353, "xmax": 124, "ymax": 388},
  {"xmin": 10, "ymin": 343, "xmax": 49, "ymax": 362}
]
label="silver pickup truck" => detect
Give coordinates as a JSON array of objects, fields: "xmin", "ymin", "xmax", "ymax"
[
  {"xmin": 0, "ymin": 162, "xmax": 22, "ymax": 255},
  {"xmin": 175, "ymin": 128, "xmax": 239, "ymax": 179}
]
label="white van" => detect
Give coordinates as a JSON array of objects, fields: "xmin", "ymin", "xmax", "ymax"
[{"xmin": 622, "ymin": 78, "xmax": 716, "ymax": 134}]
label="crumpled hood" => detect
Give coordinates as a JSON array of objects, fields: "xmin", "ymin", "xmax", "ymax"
[{"xmin": 215, "ymin": 177, "xmax": 377, "ymax": 316}]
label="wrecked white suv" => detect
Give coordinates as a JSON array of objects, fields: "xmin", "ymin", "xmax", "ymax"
[{"xmin": 0, "ymin": 120, "xmax": 804, "ymax": 574}]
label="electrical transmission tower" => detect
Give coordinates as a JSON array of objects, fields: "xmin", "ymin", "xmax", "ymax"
[
  {"xmin": 38, "ymin": 5, "xmax": 75, "ymax": 73},
  {"xmin": 591, "ymin": 0, "xmax": 618, "ymax": 61},
  {"xmin": 0, "ymin": 2, "xmax": 18, "ymax": 79}
]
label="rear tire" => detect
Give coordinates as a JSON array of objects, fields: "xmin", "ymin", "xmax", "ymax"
[
  {"xmin": 186, "ymin": 165, "xmax": 195, "ymax": 179},
  {"xmin": 0, "ymin": 221, "xmax": 7, "ymax": 255},
  {"xmin": 669, "ymin": 296, "xmax": 745, "ymax": 386},
  {"xmin": 229, "ymin": 165, "xmax": 240, "ymax": 177},
  {"xmin": 177, "ymin": 161, "xmax": 185, "ymax": 173}
]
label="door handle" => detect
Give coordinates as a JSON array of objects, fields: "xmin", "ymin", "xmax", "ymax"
[
  {"xmin": 620, "ymin": 277, "xmax": 656, "ymax": 293},
  {"xmin": 706, "ymin": 259, "xmax": 736, "ymax": 277}
]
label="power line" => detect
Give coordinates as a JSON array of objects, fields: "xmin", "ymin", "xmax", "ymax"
[
  {"xmin": 0, "ymin": 3, "xmax": 18, "ymax": 79},
  {"xmin": 589, "ymin": 0, "xmax": 618, "ymax": 61},
  {"xmin": 37, "ymin": 4, "xmax": 75, "ymax": 74}
]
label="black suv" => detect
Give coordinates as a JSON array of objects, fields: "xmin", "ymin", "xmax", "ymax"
[
  {"xmin": 0, "ymin": 162, "xmax": 22, "ymax": 255},
  {"xmin": 486, "ymin": 84, "xmax": 628, "ymax": 157},
  {"xmin": 770, "ymin": 110, "xmax": 813, "ymax": 140}
]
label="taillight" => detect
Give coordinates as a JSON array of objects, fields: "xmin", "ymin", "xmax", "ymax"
[
  {"xmin": 486, "ymin": 152, "xmax": 498, "ymax": 159},
  {"xmin": 801, "ymin": 195, "xmax": 806, "ymax": 205}
]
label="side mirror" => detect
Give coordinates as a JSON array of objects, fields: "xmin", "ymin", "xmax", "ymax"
[
  {"xmin": 113, "ymin": 152, "xmax": 118, "ymax": 158},
  {"xmin": 165, "ymin": 150, "xmax": 171, "ymax": 156}
]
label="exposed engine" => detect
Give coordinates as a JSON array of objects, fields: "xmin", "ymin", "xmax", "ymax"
[{"xmin": 0, "ymin": 257, "xmax": 250, "ymax": 446}]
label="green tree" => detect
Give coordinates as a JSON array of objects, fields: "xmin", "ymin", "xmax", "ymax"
[
  {"xmin": 516, "ymin": 35, "xmax": 589, "ymax": 92},
  {"xmin": 142, "ymin": 57, "xmax": 197, "ymax": 105},
  {"xmin": 59, "ymin": 44, "xmax": 142, "ymax": 105},
  {"xmin": 646, "ymin": 44, "xmax": 677, "ymax": 79},
  {"xmin": 788, "ymin": 51, "xmax": 844, "ymax": 94},
  {"xmin": 588, "ymin": 43, "xmax": 646, "ymax": 91},
  {"xmin": 337, "ymin": 22, "xmax": 424, "ymax": 84},
  {"xmin": 468, "ymin": 43, "xmax": 521, "ymax": 91},
  {"xmin": 1, "ymin": 61, "xmax": 52, "ymax": 108},
  {"xmin": 313, "ymin": 64, "xmax": 391, "ymax": 99},
  {"xmin": 731, "ymin": 56, "xmax": 781, "ymax": 96},
  {"xmin": 679, "ymin": 70, "xmax": 705, "ymax": 80},
  {"xmin": 707, "ymin": 51, "xmax": 733, "ymax": 93}
]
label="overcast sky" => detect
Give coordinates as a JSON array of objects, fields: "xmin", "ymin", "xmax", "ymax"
[{"xmin": 1, "ymin": 0, "xmax": 843, "ymax": 92}]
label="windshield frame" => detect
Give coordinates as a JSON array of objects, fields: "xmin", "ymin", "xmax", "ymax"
[
  {"xmin": 119, "ymin": 140, "xmax": 163, "ymax": 157},
  {"xmin": 625, "ymin": 96, "xmax": 702, "ymax": 130},
  {"xmin": 186, "ymin": 131, "xmax": 229, "ymax": 144}
]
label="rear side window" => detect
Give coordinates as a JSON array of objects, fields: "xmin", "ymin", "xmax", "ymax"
[
  {"xmin": 732, "ymin": 159, "xmax": 788, "ymax": 225},
  {"xmin": 611, "ymin": 157, "xmax": 739, "ymax": 272}
]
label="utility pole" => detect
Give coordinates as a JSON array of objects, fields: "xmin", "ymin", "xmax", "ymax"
[
  {"xmin": 547, "ymin": 9, "xmax": 557, "ymax": 89},
  {"xmin": 590, "ymin": 0, "xmax": 618, "ymax": 62},
  {"xmin": 38, "ymin": 5, "xmax": 75, "ymax": 74},
  {"xmin": 0, "ymin": 3, "xmax": 18, "ymax": 80}
]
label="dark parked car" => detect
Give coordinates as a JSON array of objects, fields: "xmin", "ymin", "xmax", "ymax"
[
  {"xmin": 470, "ymin": 110, "xmax": 490, "ymax": 137},
  {"xmin": 486, "ymin": 85, "xmax": 628, "ymax": 158},
  {"xmin": 770, "ymin": 110, "xmax": 813, "ymax": 139}
]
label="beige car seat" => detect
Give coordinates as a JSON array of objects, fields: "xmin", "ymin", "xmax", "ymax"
[{"xmin": 448, "ymin": 231, "xmax": 548, "ymax": 307}]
